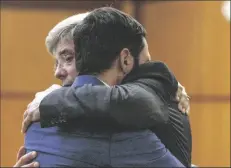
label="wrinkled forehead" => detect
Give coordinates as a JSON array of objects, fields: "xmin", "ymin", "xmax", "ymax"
[{"xmin": 53, "ymin": 38, "xmax": 75, "ymax": 59}]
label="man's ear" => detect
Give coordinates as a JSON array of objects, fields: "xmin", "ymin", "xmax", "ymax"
[{"xmin": 119, "ymin": 48, "xmax": 134, "ymax": 74}]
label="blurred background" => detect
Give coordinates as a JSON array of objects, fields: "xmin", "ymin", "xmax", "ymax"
[{"xmin": 1, "ymin": 0, "xmax": 230, "ymax": 167}]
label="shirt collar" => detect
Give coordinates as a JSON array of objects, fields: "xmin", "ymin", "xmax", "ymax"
[{"xmin": 71, "ymin": 75, "xmax": 105, "ymax": 87}]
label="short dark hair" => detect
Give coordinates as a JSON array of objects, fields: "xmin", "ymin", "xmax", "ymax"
[{"xmin": 73, "ymin": 7, "xmax": 146, "ymax": 75}]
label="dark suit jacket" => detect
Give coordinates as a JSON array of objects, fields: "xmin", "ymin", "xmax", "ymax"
[
  {"xmin": 122, "ymin": 61, "xmax": 192, "ymax": 166},
  {"xmin": 25, "ymin": 61, "xmax": 188, "ymax": 167}
]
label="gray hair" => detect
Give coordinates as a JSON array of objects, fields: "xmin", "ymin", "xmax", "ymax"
[{"xmin": 45, "ymin": 12, "xmax": 89, "ymax": 55}]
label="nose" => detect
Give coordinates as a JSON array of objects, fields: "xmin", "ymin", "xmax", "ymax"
[{"xmin": 54, "ymin": 66, "xmax": 67, "ymax": 81}]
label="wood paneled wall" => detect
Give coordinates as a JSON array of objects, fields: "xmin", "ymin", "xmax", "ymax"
[{"xmin": 1, "ymin": 1, "xmax": 230, "ymax": 167}]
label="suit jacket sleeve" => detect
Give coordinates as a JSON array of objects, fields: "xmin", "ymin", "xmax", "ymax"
[{"xmin": 39, "ymin": 78, "xmax": 169, "ymax": 128}]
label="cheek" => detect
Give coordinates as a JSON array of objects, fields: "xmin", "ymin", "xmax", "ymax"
[
  {"xmin": 66, "ymin": 63, "xmax": 78, "ymax": 78},
  {"xmin": 139, "ymin": 55, "xmax": 148, "ymax": 64},
  {"xmin": 139, "ymin": 52, "xmax": 151, "ymax": 64}
]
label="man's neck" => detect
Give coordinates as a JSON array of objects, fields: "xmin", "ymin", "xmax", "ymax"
[{"xmin": 97, "ymin": 70, "xmax": 120, "ymax": 86}]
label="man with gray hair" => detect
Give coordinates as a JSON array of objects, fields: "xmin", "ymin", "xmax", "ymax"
[{"xmin": 14, "ymin": 10, "xmax": 190, "ymax": 167}]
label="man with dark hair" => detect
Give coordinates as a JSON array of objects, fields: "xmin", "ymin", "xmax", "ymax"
[
  {"xmin": 75, "ymin": 7, "xmax": 192, "ymax": 166},
  {"xmin": 18, "ymin": 7, "xmax": 191, "ymax": 167},
  {"xmin": 74, "ymin": 7, "xmax": 146, "ymax": 75}
]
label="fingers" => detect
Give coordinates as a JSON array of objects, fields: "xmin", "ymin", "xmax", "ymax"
[
  {"xmin": 13, "ymin": 151, "xmax": 37, "ymax": 167},
  {"xmin": 178, "ymin": 103, "xmax": 184, "ymax": 113},
  {"xmin": 22, "ymin": 162, "xmax": 39, "ymax": 167},
  {"xmin": 176, "ymin": 91, "xmax": 181, "ymax": 101},
  {"xmin": 176, "ymin": 82, "xmax": 191, "ymax": 114},
  {"xmin": 178, "ymin": 97, "xmax": 187, "ymax": 113},
  {"xmin": 22, "ymin": 103, "xmax": 39, "ymax": 133},
  {"xmin": 16, "ymin": 146, "xmax": 26, "ymax": 161},
  {"xmin": 176, "ymin": 83, "xmax": 184, "ymax": 101},
  {"xmin": 24, "ymin": 102, "xmax": 35, "ymax": 120},
  {"xmin": 22, "ymin": 85, "xmax": 61, "ymax": 133},
  {"xmin": 185, "ymin": 105, "xmax": 190, "ymax": 115},
  {"xmin": 178, "ymin": 94, "xmax": 190, "ymax": 114},
  {"xmin": 21, "ymin": 114, "xmax": 32, "ymax": 133},
  {"xmin": 185, "ymin": 95, "xmax": 190, "ymax": 114}
]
